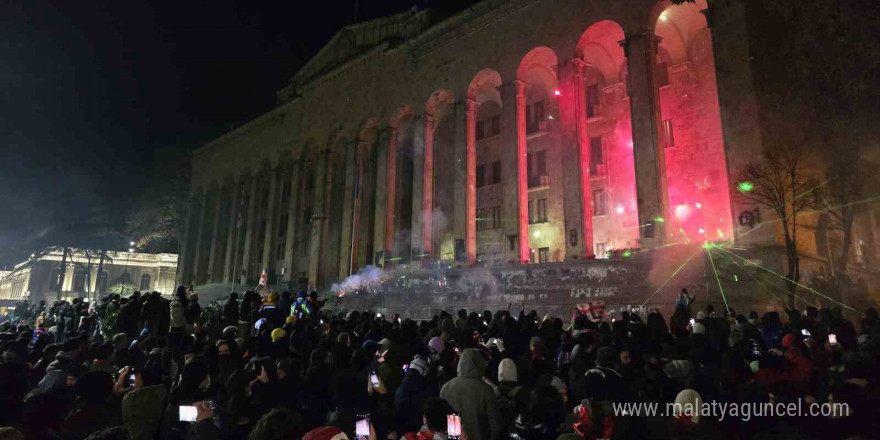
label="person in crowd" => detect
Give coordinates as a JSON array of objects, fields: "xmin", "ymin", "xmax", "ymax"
[{"xmin": 3, "ymin": 284, "xmax": 880, "ymax": 440}]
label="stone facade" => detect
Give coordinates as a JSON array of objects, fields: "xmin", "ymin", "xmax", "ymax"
[
  {"xmin": 0, "ymin": 250, "xmax": 178, "ymax": 304},
  {"xmin": 180, "ymin": 0, "xmax": 877, "ymax": 305}
]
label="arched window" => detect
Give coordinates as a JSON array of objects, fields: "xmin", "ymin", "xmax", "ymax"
[
  {"xmin": 73, "ymin": 270, "xmax": 88, "ymax": 292},
  {"xmin": 140, "ymin": 273, "xmax": 151, "ymax": 292},
  {"xmin": 117, "ymin": 272, "xmax": 131, "ymax": 285}
]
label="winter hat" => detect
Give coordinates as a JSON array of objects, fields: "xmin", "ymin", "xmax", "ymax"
[
  {"xmin": 696, "ymin": 311, "xmax": 706, "ymax": 320},
  {"xmin": 254, "ymin": 318, "xmax": 267, "ymax": 330},
  {"xmin": 498, "ymin": 358, "xmax": 518, "ymax": 382},
  {"xmin": 303, "ymin": 426, "xmax": 349, "ymax": 440},
  {"xmin": 691, "ymin": 322, "xmax": 706, "ymax": 335},
  {"xmin": 781, "ymin": 334, "xmax": 796, "ymax": 349},
  {"xmin": 673, "ymin": 389, "xmax": 702, "ymax": 424},
  {"xmin": 286, "ymin": 315, "xmax": 297, "ymax": 324},
  {"xmin": 409, "ymin": 357, "xmax": 429, "ymax": 377},
  {"xmin": 428, "ymin": 336, "xmax": 445, "ymax": 355},
  {"xmin": 271, "ymin": 328, "xmax": 287, "ymax": 342},
  {"xmin": 298, "ymin": 291, "xmax": 307, "ymax": 299}
]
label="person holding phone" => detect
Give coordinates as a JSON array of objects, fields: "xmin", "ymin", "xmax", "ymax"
[{"xmin": 439, "ymin": 348, "xmax": 501, "ymax": 440}]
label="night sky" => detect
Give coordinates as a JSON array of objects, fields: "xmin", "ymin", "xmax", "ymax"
[{"xmin": 0, "ymin": 0, "xmax": 477, "ymax": 266}]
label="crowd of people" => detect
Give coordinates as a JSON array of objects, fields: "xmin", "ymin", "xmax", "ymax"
[{"xmin": 1, "ymin": 286, "xmax": 878, "ymax": 440}]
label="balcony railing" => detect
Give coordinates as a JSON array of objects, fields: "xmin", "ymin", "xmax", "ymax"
[{"xmin": 528, "ymin": 175, "xmax": 550, "ymax": 189}]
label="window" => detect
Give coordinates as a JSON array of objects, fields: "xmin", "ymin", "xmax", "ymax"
[
  {"xmin": 492, "ymin": 206, "xmax": 501, "ymax": 229},
  {"xmin": 592, "ymin": 189, "xmax": 607, "ymax": 216},
  {"xmin": 586, "ymin": 83, "xmax": 600, "ymax": 118},
  {"xmin": 663, "ymin": 119, "xmax": 675, "ymax": 148},
  {"xmin": 139, "ymin": 273, "xmax": 151, "ymax": 291},
  {"xmin": 476, "ymin": 208, "xmax": 486, "ymax": 231},
  {"xmin": 277, "ymin": 241, "xmax": 285, "ymax": 260},
  {"xmin": 595, "ymin": 242, "xmax": 609, "ymax": 259},
  {"xmin": 536, "ymin": 199, "xmax": 548, "ymax": 223},
  {"xmin": 118, "ymin": 272, "xmax": 131, "ymax": 285},
  {"xmin": 491, "ymin": 161, "xmax": 501, "ymax": 185},
  {"xmin": 476, "ymin": 164, "xmax": 485, "ymax": 188},
  {"xmin": 536, "ymin": 150, "xmax": 546, "ymax": 176},
  {"xmin": 278, "ymin": 214, "xmax": 288, "ymax": 238},
  {"xmin": 491, "ymin": 116, "xmax": 500, "ymax": 136},
  {"xmin": 538, "ymin": 247, "xmax": 550, "ymax": 264},
  {"xmin": 476, "ymin": 120, "xmax": 486, "ymax": 140},
  {"xmin": 508, "ymin": 235, "xmax": 518, "ymax": 252},
  {"xmin": 73, "ymin": 270, "xmax": 88, "ymax": 292},
  {"xmin": 656, "ymin": 61, "xmax": 669, "ymax": 87},
  {"xmin": 526, "ymin": 101, "xmax": 544, "ymax": 134},
  {"xmin": 589, "ymin": 137, "xmax": 604, "ymax": 175},
  {"xmin": 528, "ymin": 150, "xmax": 548, "ymax": 187}
]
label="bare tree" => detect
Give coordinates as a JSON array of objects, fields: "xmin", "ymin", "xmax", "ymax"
[
  {"xmin": 818, "ymin": 149, "xmax": 863, "ymax": 276},
  {"xmin": 734, "ymin": 143, "xmax": 819, "ymax": 306}
]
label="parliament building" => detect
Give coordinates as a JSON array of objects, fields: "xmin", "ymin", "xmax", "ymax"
[{"xmin": 178, "ymin": 0, "xmax": 878, "ymax": 297}]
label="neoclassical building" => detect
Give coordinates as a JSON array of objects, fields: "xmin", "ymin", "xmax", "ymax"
[{"xmin": 179, "ymin": 0, "xmax": 809, "ymax": 293}]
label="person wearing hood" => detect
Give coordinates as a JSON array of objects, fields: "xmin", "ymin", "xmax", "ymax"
[
  {"xmin": 496, "ymin": 358, "xmax": 528, "ymax": 435},
  {"xmin": 293, "ymin": 291, "xmax": 313, "ymax": 321},
  {"xmin": 439, "ymin": 348, "xmax": 501, "ymax": 440},
  {"xmin": 47, "ymin": 338, "xmax": 87, "ymax": 378},
  {"xmin": 395, "ymin": 357, "xmax": 436, "ymax": 433},
  {"xmin": 581, "ymin": 347, "xmax": 625, "ymax": 403},
  {"xmin": 221, "ymin": 292, "xmax": 240, "ymax": 329}
]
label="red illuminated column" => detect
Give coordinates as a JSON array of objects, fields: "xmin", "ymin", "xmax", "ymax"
[
  {"xmin": 350, "ymin": 141, "xmax": 367, "ymax": 272},
  {"xmin": 622, "ymin": 32, "xmax": 668, "ymax": 247},
  {"xmin": 384, "ymin": 127, "xmax": 399, "ymax": 258},
  {"xmin": 573, "ymin": 59, "xmax": 595, "ymax": 257},
  {"xmin": 465, "ymin": 98, "xmax": 477, "ymax": 263},
  {"xmin": 515, "ymin": 80, "xmax": 531, "ymax": 263},
  {"xmin": 422, "ymin": 115, "xmax": 435, "ymax": 259}
]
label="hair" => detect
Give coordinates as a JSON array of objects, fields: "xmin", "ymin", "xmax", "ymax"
[
  {"xmin": 423, "ymin": 397, "xmax": 454, "ymax": 432},
  {"xmin": 248, "ymin": 408, "xmax": 302, "ymax": 440}
]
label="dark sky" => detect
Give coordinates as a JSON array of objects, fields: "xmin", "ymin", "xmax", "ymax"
[{"xmin": 0, "ymin": 0, "xmax": 475, "ymax": 266}]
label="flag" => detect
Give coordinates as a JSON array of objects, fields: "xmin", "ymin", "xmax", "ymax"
[{"xmin": 258, "ymin": 268, "xmax": 267, "ymax": 296}]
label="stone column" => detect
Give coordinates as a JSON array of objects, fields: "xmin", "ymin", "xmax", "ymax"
[
  {"xmin": 307, "ymin": 149, "xmax": 329, "ymax": 290},
  {"xmin": 411, "ymin": 117, "xmax": 425, "ymax": 262},
  {"xmin": 465, "ymin": 99, "xmax": 478, "ymax": 263},
  {"xmin": 239, "ymin": 176, "xmax": 259, "ymax": 284},
  {"xmin": 191, "ymin": 188, "xmax": 210, "ymax": 284},
  {"xmin": 207, "ymin": 185, "xmax": 225, "ymax": 283},
  {"xmin": 383, "ymin": 128, "xmax": 399, "ymax": 258},
  {"xmin": 573, "ymin": 58, "xmax": 595, "ymax": 257},
  {"xmin": 622, "ymin": 32, "xmax": 668, "ymax": 248},
  {"xmin": 222, "ymin": 179, "xmax": 241, "ymax": 283},
  {"xmin": 515, "ymin": 80, "xmax": 531, "ymax": 263},
  {"xmin": 177, "ymin": 195, "xmax": 197, "ymax": 284},
  {"xmin": 283, "ymin": 161, "xmax": 302, "ymax": 285},
  {"xmin": 373, "ymin": 129, "xmax": 389, "ymax": 267},
  {"xmin": 261, "ymin": 168, "xmax": 279, "ymax": 274},
  {"xmin": 422, "ymin": 115, "xmax": 436, "ymax": 258},
  {"xmin": 339, "ymin": 142, "xmax": 358, "ymax": 279},
  {"xmin": 350, "ymin": 141, "xmax": 368, "ymax": 272}
]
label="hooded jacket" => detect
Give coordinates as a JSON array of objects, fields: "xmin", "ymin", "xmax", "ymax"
[
  {"xmin": 439, "ymin": 348, "xmax": 501, "ymax": 440},
  {"xmin": 122, "ymin": 384, "xmax": 167, "ymax": 440}
]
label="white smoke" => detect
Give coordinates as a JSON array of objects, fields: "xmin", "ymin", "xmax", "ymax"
[{"xmin": 331, "ymin": 265, "xmax": 384, "ymax": 296}]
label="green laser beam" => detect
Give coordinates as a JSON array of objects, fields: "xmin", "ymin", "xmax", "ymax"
[
  {"xmin": 705, "ymin": 248, "xmax": 731, "ymax": 315},
  {"xmin": 714, "ymin": 246, "xmax": 813, "ymax": 306},
  {"xmin": 713, "ymin": 246, "xmax": 855, "ymax": 311},
  {"xmin": 735, "ymin": 193, "xmax": 880, "ymax": 241},
  {"xmin": 641, "ymin": 248, "xmax": 701, "ymax": 306}
]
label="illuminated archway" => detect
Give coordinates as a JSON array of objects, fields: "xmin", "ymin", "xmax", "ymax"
[
  {"xmin": 575, "ymin": 20, "xmax": 640, "ymax": 257},
  {"xmin": 423, "ymin": 90, "xmax": 456, "ymax": 261},
  {"xmin": 467, "ymin": 69, "xmax": 503, "ymax": 264},
  {"xmin": 654, "ymin": 0, "xmax": 733, "ymax": 243}
]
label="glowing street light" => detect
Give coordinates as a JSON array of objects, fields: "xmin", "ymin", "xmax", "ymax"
[{"xmin": 533, "ymin": 231, "xmax": 541, "ymax": 238}]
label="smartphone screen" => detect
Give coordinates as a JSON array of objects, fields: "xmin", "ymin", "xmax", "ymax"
[
  {"xmin": 828, "ymin": 334, "xmax": 837, "ymax": 345},
  {"xmin": 370, "ymin": 372, "xmax": 379, "ymax": 387},
  {"xmin": 355, "ymin": 416, "xmax": 370, "ymax": 440},
  {"xmin": 447, "ymin": 412, "xmax": 462, "ymax": 440},
  {"xmin": 689, "ymin": 318, "xmax": 695, "ymax": 326},
  {"xmin": 179, "ymin": 405, "xmax": 198, "ymax": 422},
  {"xmin": 128, "ymin": 373, "xmax": 136, "ymax": 388},
  {"xmin": 801, "ymin": 329, "xmax": 811, "ymax": 336}
]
